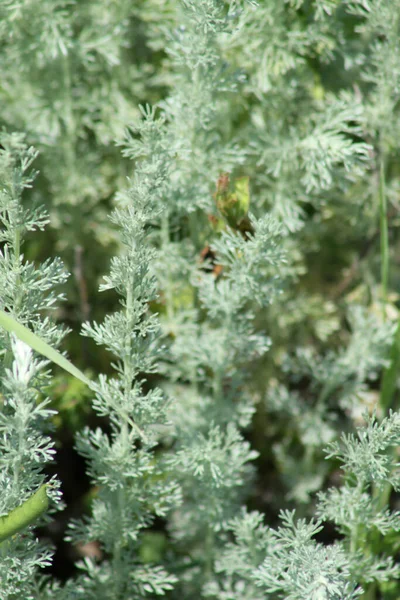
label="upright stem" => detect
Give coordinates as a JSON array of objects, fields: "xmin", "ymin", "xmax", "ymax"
[
  {"xmin": 123, "ymin": 282, "xmax": 146, "ymax": 441},
  {"xmin": 4, "ymin": 228, "xmax": 22, "ymax": 370},
  {"xmin": 362, "ymin": 153, "xmax": 391, "ymax": 600},
  {"xmin": 362, "ymin": 583, "xmax": 376, "ymax": 600},
  {"xmin": 205, "ymin": 525, "xmax": 215, "ymax": 581},
  {"xmin": 62, "ymin": 52, "xmax": 75, "ymax": 174},
  {"xmin": 372, "ymin": 148, "xmax": 395, "ymax": 568},
  {"xmin": 380, "ymin": 318, "xmax": 400, "ymax": 413},
  {"xmin": 161, "ymin": 212, "xmax": 174, "ymax": 322},
  {"xmin": 379, "ymin": 154, "xmax": 388, "ymax": 317}
]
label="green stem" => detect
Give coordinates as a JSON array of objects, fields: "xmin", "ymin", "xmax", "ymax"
[
  {"xmin": 212, "ymin": 312, "xmax": 233, "ymax": 404},
  {"xmin": 62, "ymin": 53, "xmax": 75, "ymax": 175},
  {"xmin": 362, "ymin": 583, "xmax": 376, "ymax": 600},
  {"xmin": 380, "ymin": 318, "xmax": 400, "ymax": 414},
  {"xmin": 349, "ymin": 523, "xmax": 359, "ymax": 555},
  {"xmin": 4, "ymin": 228, "xmax": 22, "ymax": 370},
  {"xmin": 371, "ymin": 148, "xmax": 395, "ymax": 558},
  {"xmin": 123, "ymin": 284, "xmax": 146, "ymax": 442},
  {"xmin": 112, "ymin": 470, "xmax": 127, "ymax": 597},
  {"xmin": 13, "ymin": 227, "xmax": 22, "ymax": 312},
  {"xmin": 348, "ymin": 484, "xmax": 366, "ymax": 557},
  {"xmin": 316, "ymin": 376, "xmax": 338, "ymax": 408},
  {"xmin": 379, "ymin": 154, "xmax": 388, "ymax": 317},
  {"xmin": 161, "ymin": 212, "xmax": 174, "ymax": 322},
  {"xmin": 205, "ymin": 525, "xmax": 215, "ymax": 580}
]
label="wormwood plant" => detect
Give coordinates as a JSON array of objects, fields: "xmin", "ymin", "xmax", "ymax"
[
  {"xmin": 0, "ymin": 132, "xmax": 65, "ymax": 598},
  {"xmin": 0, "ymin": 0, "xmax": 174, "ymax": 330},
  {"xmin": 1, "ymin": 1, "xmax": 400, "ymax": 599},
  {"xmin": 58, "ymin": 107, "xmax": 183, "ymax": 598}
]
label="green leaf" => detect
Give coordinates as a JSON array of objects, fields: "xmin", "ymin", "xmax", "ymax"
[
  {"xmin": 234, "ymin": 176, "xmax": 250, "ymax": 217},
  {"xmin": 215, "ymin": 173, "xmax": 251, "ymax": 230},
  {"xmin": 0, "ymin": 309, "xmax": 91, "ymax": 388}
]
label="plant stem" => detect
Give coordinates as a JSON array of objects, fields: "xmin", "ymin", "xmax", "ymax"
[
  {"xmin": 62, "ymin": 52, "xmax": 75, "ymax": 174},
  {"xmin": 380, "ymin": 318, "xmax": 400, "ymax": 413},
  {"xmin": 161, "ymin": 212, "xmax": 174, "ymax": 322},
  {"xmin": 362, "ymin": 582, "xmax": 376, "ymax": 600},
  {"xmin": 379, "ymin": 154, "xmax": 388, "ymax": 317},
  {"xmin": 123, "ymin": 283, "xmax": 146, "ymax": 442}
]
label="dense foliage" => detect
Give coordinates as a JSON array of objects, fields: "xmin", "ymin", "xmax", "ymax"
[{"xmin": 1, "ymin": 1, "xmax": 400, "ymax": 598}]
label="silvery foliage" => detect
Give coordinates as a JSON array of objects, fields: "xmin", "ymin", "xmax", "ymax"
[
  {"xmin": 0, "ymin": 134, "xmax": 65, "ymax": 599},
  {"xmin": 1, "ymin": 0, "xmax": 400, "ymax": 598}
]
